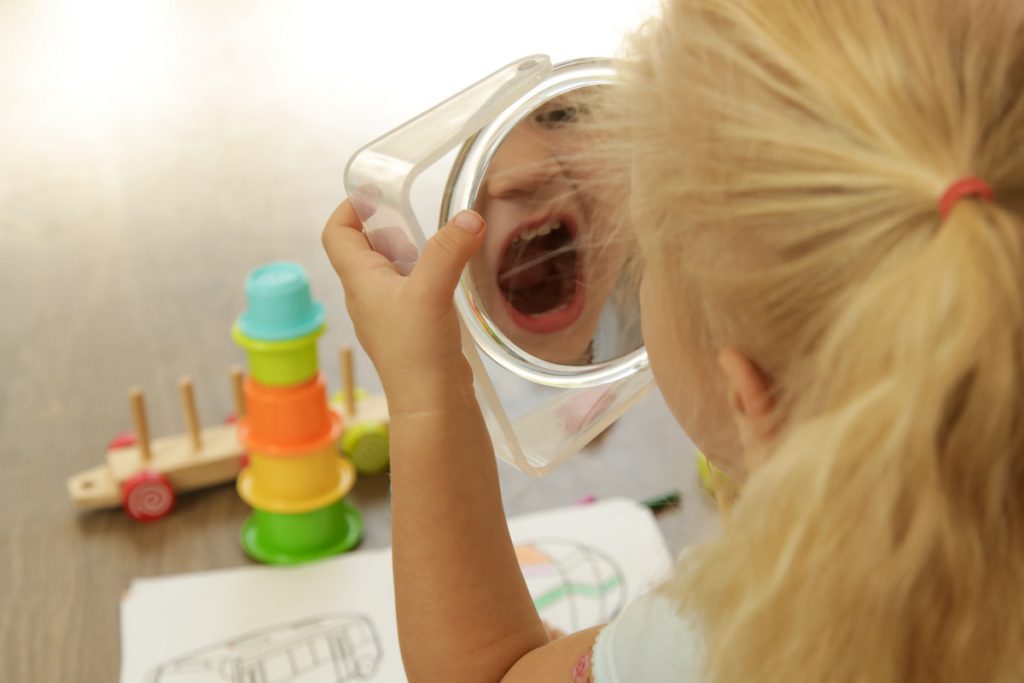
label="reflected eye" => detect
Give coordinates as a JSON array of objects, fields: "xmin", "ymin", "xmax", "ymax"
[{"xmin": 534, "ymin": 105, "xmax": 582, "ymax": 127}]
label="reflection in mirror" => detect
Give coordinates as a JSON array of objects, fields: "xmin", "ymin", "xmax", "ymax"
[{"xmin": 468, "ymin": 87, "xmax": 643, "ymax": 366}]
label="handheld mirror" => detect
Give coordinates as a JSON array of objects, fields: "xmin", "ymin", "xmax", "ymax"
[{"xmin": 345, "ymin": 57, "xmax": 653, "ymax": 475}]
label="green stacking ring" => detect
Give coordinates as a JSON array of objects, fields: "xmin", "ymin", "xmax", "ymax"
[
  {"xmin": 342, "ymin": 422, "xmax": 390, "ymax": 475},
  {"xmin": 240, "ymin": 498, "xmax": 363, "ymax": 565}
]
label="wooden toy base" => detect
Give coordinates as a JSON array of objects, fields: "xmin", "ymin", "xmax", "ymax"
[{"xmin": 68, "ymin": 423, "xmax": 245, "ymax": 511}]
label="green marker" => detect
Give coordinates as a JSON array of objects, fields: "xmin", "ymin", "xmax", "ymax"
[{"xmin": 643, "ymin": 491, "xmax": 682, "ymax": 514}]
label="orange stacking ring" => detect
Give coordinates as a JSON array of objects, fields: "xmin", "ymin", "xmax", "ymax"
[
  {"xmin": 237, "ymin": 374, "xmax": 343, "ymax": 456},
  {"xmin": 237, "ymin": 449, "xmax": 356, "ymax": 514}
]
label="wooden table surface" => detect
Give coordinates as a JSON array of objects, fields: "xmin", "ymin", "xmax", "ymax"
[{"xmin": 0, "ymin": 3, "xmax": 716, "ymax": 680}]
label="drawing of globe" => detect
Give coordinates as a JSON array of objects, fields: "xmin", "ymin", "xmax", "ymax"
[{"xmin": 516, "ymin": 541, "xmax": 627, "ymax": 633}]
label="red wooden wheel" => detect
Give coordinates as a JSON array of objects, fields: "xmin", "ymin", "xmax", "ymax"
[{"xmin": 121, "ymin": 471, "xmax": 176, "ymax": 522}]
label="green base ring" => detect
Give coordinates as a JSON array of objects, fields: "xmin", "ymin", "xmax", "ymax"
[
  {"xmin": 240, "ymin": 499, "xmax": 363, "ymax": 566},
  {"xmin": 342, "ymin": 422, "xmax": 390, "ymax": 475},
  {"xmin": 696, "ymin": 451, "xmax": 730, "ymax": 497}
]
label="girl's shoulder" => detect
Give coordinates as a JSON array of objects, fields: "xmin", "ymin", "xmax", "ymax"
[{"xmin": 593, "ymin": 588, "xmax": 705, "ymax": 683}]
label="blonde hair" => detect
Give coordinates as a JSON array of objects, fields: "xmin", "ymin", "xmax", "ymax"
[{"xmin": 609, "ymin": 0, "xmax": 1024, "ymax": 680}]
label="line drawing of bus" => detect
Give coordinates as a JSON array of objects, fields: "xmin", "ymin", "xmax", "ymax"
[{"xmin": 146, "ymin": 613, "xmax": 382, "ymax": 683}]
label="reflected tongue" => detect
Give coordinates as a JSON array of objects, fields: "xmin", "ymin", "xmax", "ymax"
[
  {"xmin": 497, "ymin": 227, "xmax": 577, "ymax": 316},
  {"xmin": 502, "ymin": 239, "xmax": 551, "ymax": 289}
]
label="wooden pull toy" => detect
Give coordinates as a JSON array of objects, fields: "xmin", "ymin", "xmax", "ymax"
[
  {"xmin": 68, "ymin": 348, "xmax": 393, "ymax": 521},
  {"xmin": 67, "ymin": 370, "xmax": 249, "ymax": 522}
]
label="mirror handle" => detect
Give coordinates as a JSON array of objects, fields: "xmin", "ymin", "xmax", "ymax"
[{"xmin": 343, "ymin": 56, "xmax": 552, "ymax": 274}]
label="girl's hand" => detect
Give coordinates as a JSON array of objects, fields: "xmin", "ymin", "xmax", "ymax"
[{"xmin": 321, "ymin": 200, "xmax": 486, "ymax": 415}]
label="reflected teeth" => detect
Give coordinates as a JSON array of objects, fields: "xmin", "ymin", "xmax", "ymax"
[{"xmin": 515, "ymin": 219, "xmax": 562, "ymax": 243}]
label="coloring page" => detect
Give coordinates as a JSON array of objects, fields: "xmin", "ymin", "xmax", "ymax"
[{"xmin": 120, "ymin": 498, "xmax": 672, "ymax": 683}]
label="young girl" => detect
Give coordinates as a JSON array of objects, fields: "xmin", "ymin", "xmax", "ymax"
[{"xmin": 322, "ymin": 0, "xmax": 1024, "ymax": 680}]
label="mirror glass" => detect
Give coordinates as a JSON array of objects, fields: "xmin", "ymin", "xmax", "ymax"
[{"xmin": 466, "ymin": 87, "xmax": 642, "ymax": 366}]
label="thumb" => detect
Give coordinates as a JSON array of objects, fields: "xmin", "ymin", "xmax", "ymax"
[{"xmin": 408, "ymin": 209, "xmax": 486, "ymax": 299}]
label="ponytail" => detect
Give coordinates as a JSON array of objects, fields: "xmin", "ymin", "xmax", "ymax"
[{"xmin": 678, "ymin": 200, "xmax": 1024, "ymax": 682}]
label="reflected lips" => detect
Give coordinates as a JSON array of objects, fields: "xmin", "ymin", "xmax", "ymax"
[{"xmin": 503, "ymin": 277, "xmax": 586, "ymax": 334}]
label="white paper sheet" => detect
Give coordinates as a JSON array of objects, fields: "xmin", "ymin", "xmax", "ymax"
[{"xmin": 120, "ymin": 498, "xmax": 672, "ymax": 683}]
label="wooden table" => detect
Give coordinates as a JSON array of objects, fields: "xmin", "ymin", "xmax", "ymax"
[{"xmin": 0, "ymin": 4, "xmax": 717, "ymax": 680}]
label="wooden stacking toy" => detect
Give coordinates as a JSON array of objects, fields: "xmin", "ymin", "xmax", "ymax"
[
  {"xmin": 67, "ymin": 370, "xmax": 248, "ymax": 522},
  {"xmin": 331, "ymin": 347, "xmax": 391, "ymax": 476},
  {"xmin": 234, "ymin": 262, "xmax": 363, "ymax": 564}
]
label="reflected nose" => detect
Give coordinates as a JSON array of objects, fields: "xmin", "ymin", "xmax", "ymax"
[{"xmin": 485, "ymin": 130, "xmax": 560, "ymax": 199}]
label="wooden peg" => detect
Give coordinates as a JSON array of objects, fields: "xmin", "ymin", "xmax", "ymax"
[
  {"xmin": 179, "ymin": 376, "xmax": 202, "ymax": 452},
  {"xmin": 230, "ymin": 366, "xmax": 245, "ymax": 418},
  {"xmin": 340, "ymin": 346, "xmax": 356, "ymax": 417},
  {"xmin": 129, "ymin": 388, "xmax": 152, "ymax": 462}
]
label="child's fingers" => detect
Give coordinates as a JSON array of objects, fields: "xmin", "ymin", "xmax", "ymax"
[
  {"xmin": 321, "ymin": 200, "xmax": 392, "ymax": 292},
  {"xmin": 325, "ymin": 199, "xmax": 365, "ymax": 233},
  {"xmin": 350, "ymin": 184, "xmax": 382, "ymax": 221},
  {"xmin": 409, "ymin": 210, "xmax": 486, "ymax": 301}
]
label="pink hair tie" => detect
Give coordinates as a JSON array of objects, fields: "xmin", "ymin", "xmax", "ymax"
[{"xmin": 938, "ymin": 177, "xmax": 995, "ymax": 219}]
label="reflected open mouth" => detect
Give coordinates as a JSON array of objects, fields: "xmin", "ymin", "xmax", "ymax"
[{"xmin": 496, "ymin": 214, "xmax": 585, "ymax": 334}]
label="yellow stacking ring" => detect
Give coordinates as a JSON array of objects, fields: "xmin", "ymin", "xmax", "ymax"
[{"xmin": 237, "ymin": 449, "xmax": 356, "ymax": 514}]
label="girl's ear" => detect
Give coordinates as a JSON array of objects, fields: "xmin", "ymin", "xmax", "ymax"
[{"xmin": 717, "ymin": 348, "xmax": 776, "ymax": 456}]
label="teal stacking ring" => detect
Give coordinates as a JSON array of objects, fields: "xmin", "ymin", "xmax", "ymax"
[{"xmin": 237, "ymin": 261, "xmax": 326, "ymax": 341}]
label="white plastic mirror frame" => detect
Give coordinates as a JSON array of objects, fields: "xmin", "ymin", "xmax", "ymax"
[{"xmin": 344, "ymin": 56, "xmax": 654, "ymax": 475}]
